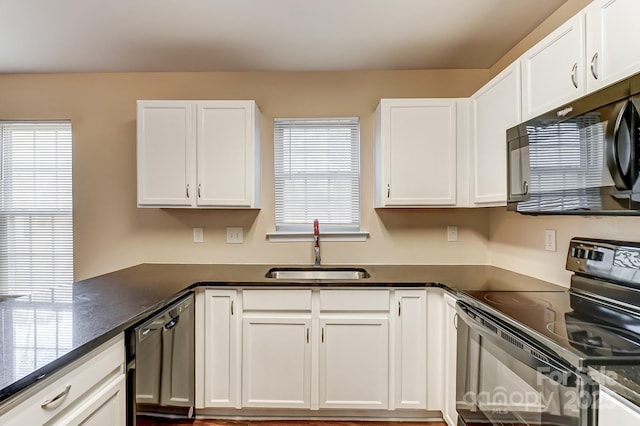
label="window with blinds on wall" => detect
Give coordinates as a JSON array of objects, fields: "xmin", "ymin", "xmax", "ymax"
[
  {"xmin": 0, "ymin": 121, "xmax": 73, "ymax": 380},
  {"xmin": 0, "ymin": 121, "xmax": 73, "ymax": 298},
  {"xmin": 274, "ymin": 118, "xmax": 360, "ymax": 232}
]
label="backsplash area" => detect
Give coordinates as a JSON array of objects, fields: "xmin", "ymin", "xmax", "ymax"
[{"xmin": 489, "ymin": 207, "xmax": 640, "ymax": 286}]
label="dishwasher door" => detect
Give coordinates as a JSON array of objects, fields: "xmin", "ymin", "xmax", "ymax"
[{"xmin": 130, "ymin": 292, "xmax": 194, "ymax": 422}]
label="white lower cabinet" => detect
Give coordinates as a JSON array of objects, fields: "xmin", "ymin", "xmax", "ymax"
[
  {"xmin": 199, "ymin": 289, "xmax": 240, "ymax": 408},
  {"xmin": 242, "ymin": 317, "xmax": 312, "ymax": 408},
  {"xmin": 443, "ymin": 293, "xmax": 458, "ymax": 426},
  {"xmin": 394, "ymin": 290, "xmax": 427, "ymax": 409},
  {"xmin": 0, "ymin": 335, "xmax": 126, "ymax": 426},
  {"xmin": 198, "ymin": 287, "xmax": 430, "ymax": 414},
  {"xmin": 51, "ymin": 374, "xmax": 126, "ymax": 426},
  {"xmin": 598, "ymin": 387, "xmax": 640, "ymax": 426},
  {"xmin": 319, "ymin": 317, "xmax": 389, "ymax": 409}
]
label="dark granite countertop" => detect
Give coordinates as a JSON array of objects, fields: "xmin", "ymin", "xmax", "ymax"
[
  {"xmin": 0, "ymin": 263, "xmax": 566, "ymax": 405},
  {"xmin": 589, "ymin": 365, "xmax": 640, "ymax": 407}
]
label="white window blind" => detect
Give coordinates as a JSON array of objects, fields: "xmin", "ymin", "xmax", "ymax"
[
  {"xmin": 0, "ymin": 122, "xmax": 73, "ymax": 298},
  {"xmin": 274, "ymin": 118, "xmax": 360, "ymax": 232},
  {"xmin": 518, "ymin": 115, "xmax": 604, "ymax": 212}
]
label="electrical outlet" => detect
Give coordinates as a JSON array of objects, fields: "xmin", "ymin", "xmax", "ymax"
[
  {"xmin": 447, "ymin": 225, "xmax": 458, "ymax": 242},
  {"xmin": 193, "ymin": 227, "xmax": 204, "ymax": 243},
  {"xmin": 545, "ymin": 229, "xmax": 557, "ymax": 252},
  {"xmin": 226, "ymin": 227, "xmax": 243, "ymax": 244}
]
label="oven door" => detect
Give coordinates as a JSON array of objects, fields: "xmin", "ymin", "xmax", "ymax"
[{"xmin": 456, "ymin": 302, "xmax": 595, "ymax": 426}]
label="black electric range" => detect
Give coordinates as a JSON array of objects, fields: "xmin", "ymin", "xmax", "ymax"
[
  {"xmin": 458, "ymin": 237, "xmax": 640, "ymax": 370},
  {"xmin": 455, "ymin": 238, "xmax": 640, "ymax": 426}
]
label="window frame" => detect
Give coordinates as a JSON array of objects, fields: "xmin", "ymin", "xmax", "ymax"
[{"xmin": 272, "ymin": 117, "xmax": 363, "ymax": 237}]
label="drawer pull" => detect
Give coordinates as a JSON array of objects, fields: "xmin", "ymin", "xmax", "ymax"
[{"xmin": 41, "ymin": 384, "xmax": 71, "ymax": 409}]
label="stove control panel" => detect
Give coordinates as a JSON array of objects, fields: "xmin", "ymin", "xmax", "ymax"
[{"xmin": 567, "ymin": 238, "xmax": 640, "ymax": 286}]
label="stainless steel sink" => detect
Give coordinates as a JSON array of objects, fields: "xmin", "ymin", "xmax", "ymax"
[{"xmin": 265, "ymin": 267, "xmax": 370, "ymax": 281}]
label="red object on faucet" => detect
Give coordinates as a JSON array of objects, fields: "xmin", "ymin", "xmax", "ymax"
[{"xmin": 313, "ymin": 219, "xmax": 319, "ymax": 237}]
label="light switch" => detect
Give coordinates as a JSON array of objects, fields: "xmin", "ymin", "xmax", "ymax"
[{"xmin": 545, "ymin": 229, "xmax": 557, "ymax": 252}]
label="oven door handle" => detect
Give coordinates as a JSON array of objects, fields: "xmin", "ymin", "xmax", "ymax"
[{"xmin": 456, "ymin": 302, "xmax": 576, "ymax": 386}]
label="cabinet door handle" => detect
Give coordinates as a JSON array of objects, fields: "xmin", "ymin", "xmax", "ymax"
[
  {"xmin": 387, "ymin": 184, "xmax": 390, "ymax": 198},
  {"xmin": 571, "ymin": 63, "xmax": 579, "ymax": 89},
  {"xmin": 306, "ymin": 328, "xmax": 310, "ymax": 343},
  {"xmin": 398, "ymin": 301, "xmax": 401, "ymax": 316},
  {"xmin": 186, "ymin": 184, "xmax": 190, "ymax": 198},
  {"xmin": 321, "ymin": 327, "xmax": 324, "ymax": 343},
  {"xmin": 231, "ymin": 300, "xmax": 234, "ymax": 315},
  {"xmin": 197, "ymin": 183, "xmax": 201, "ymax": 198},
  {"xmin": 41, "ymin": 385, "xmax": 71, "ymax": 409},
  {"xmin": 590, "ymin": 52, "xmax": 599, "ymax": 80}
]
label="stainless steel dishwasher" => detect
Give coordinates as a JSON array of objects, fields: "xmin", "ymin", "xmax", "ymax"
[{"xmin": 127, "ymin": 292, "xmax": 194, "ymax": 424}]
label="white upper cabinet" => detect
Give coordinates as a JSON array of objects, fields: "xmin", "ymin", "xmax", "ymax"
[
  {"xmin": 137, "ymin": 101, "xmax": 194, "ymax": 207},
  {"xmin": 585, "ymin": 0, "xmax": 640, "ymax": 92},
  {"xmin": 470, "ymin": 63, "xmax": 521, "ymax": 206},
  {"xmin": 375, "ymin": 98, "xmax": 459, "ymax": 207},
  {"xmin": 137, "ymin": 100, "xmax": 261, "ymax": 208},
  {"xmin": 521, "ymin": 13, "xmax": 585, "ymax": 120}
]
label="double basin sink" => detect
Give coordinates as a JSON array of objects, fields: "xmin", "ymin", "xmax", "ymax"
[{"xmin": 265, "ymin": 267, "xmax": 370, "ymax": 281}]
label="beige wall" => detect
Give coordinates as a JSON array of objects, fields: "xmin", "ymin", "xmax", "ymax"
[
  {"xmin": 0, "ymin": 70, "xmax": 492, "ymax": 280},
  {"xmin": 489, "ymin": 208, "xmax": 640, "ymax": 287},
  {"xmin": 2, "ymin": 0, "xmax": 629, "ymax": 286}
]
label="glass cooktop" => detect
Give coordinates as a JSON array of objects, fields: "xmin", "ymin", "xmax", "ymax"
[{"xmin": 459, "ymin": 289, "xmax": 640, "ymax": 368}]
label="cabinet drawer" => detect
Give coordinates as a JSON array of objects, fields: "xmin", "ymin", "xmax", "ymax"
[
  {"xmin": 243, "ymin": 290, "xmax": 312, "ymax": 311},
  {"xmin": 0, "ymin": 334, "xmax": 124, "ymax": 425},
  {"xmin": 320, "ymin": 290, "xmax": 389, "ymax": 311}
]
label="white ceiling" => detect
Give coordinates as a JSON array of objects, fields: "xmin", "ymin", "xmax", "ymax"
[{"xmin": 0, "ymin": 0, "xmax": 567, "ymax": 74}]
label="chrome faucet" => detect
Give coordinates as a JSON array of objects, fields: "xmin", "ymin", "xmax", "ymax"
[{"xmin": 313, "ymin": 219, "xmax": 321, "ymax": 267}]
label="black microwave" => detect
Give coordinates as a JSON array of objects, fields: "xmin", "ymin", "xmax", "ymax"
[{"xmin": 507, "ymin": 73, "xmax": 640, "ymax": 215}]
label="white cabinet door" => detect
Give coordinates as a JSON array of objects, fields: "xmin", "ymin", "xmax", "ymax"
[
  {"xmin": 50, "ymin": 375, "xmax": 126, "ymax": 426},
  {"xmin": 319, "ymin": 317, "xmax": 389, "ymax": 409},
  {"xmin": 599, "ymin": 387, "xmax": 640, "ymax": 426},
  {"xmin": 375, "ymin": 98, "xmax": 458, "ymax": 207},
  {"xmin": 197, "ymin": 101, "xmax": 261, "ymax": 207},
  {"xmin": 443, "ymin": 294, "xmax": 458, "ymax": 426},
  {"xmin": 137, "ymin": 101, "xmax": 195, "ymax": 207},
  {"xmin": 394, "ymin": 290, "xmax": 427, "ymax": 409},
  {"xmin": 137, "ymin": 100, "xmax": 261, "ymax": 208},
  {"xmin": 242, "ymin": 317, "xmax": 312, "ymax": 408},
  {"xmin": 202, "ymin": 289, "xmax": 239, "ymax": 408},
  {"xmin": 585, "ymin": 0, "xmax": 640, "ymax": 92},
  {"xmin": 521, "ymin": 13, "xmax": 585, "ymax": 120},
  {"xmin": 470, "ymin": 63, "xmax": 521, "ymax": 206},
  {"xmin": 0, "ymin": 335, "xmax": 125, "ymax": 426}
]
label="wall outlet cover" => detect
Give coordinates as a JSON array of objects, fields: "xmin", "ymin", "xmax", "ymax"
[
  {"xmin": 226, "ymin": 227, "xmax": 243, "ymax": 244},
  {"xmin": 447, "ymin": 225, "xmax": 458, "ymax": 242},
  {"xmin": 193, "ymin": 227, "xmax": 204, "ymax": 243}
]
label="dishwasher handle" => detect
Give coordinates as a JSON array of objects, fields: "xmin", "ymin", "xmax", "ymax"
[{"xmin": 164, "ymin": 317, "xmax": 179, "ymax": 330}]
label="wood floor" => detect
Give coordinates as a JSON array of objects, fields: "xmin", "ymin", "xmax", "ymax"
[{"xmin": 138, "ymin": 418, "xmax": 446, "ymax": 426}]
